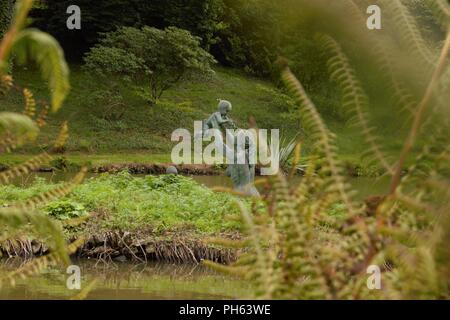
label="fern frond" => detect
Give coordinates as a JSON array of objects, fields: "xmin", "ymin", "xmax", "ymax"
[
  {"xmin": 53, "ymin": 121, "xmax": 69, "ymax": 151},
  {"xmin": 382, "ymin": 0, "xmax": 437, "ymax": 67},
  {"xmin": 0, "ymin": 208, "xmax": 69, "ymax": 265},
  {"xmin": 426, "ymin": 0, "xmax": 450, "ymax": 28},
  {"xmin": 0, "ymin": 237, "xmax": 86, "ymax": 288},
  {"xmin": 22, "ymin": 88, "xmax": 36, "ymax": 118},
  {"xmin": 70, "ymin": 279, "xmax": 97, "ymax": 300},
  {"xmin": 0, "ymin": 0, "xmax": 33, "ymax": 69},
  {"xmin": 394, "ymin": 191, "xmax": 439, "ymax": 215},
  {"xmin": 0, "ymin": 112, "xmax": 38, "ymax": 149},
  {"xmin": 319, "ymin": 34, "xmax": 394, "ymax": 174},
  {"xmin": 0, "ymin": 152, "xmax": 52, "ymax": 184},
  {"xmin": 0, "ymin": 74, "xmax": 13, "ymax": 95},
  {"xmin": 10, "ymin": 167, "xmax": 87, "ymax": 210},
  {"xmin": 36, "ymin": 104, "xmax": 49, "ymax": 128},
  {"xmin": 280, "ymin": 64, "xmax": 357, "ymax": 216},
  {"xmin": 0, "ymin": 252, "xmax": 61, "ymax": 287},
  {"xmin": 272, "ymin": 173, "xmax": 330, "ymax": 299},
  {"xmin": 343, "ymin": 1, "xmax": 419, "ymax": 118},
  {"xmin": 61, "ymin": 216, "xmax": 91, "ymax": 228},
  {"xmin": 12, "ymin": 29, "xmax": 70, "ymax": 111}
]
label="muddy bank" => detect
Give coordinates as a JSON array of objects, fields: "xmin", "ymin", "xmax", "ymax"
[
  {"xmin": 0, "ymin": 162, "xmax": 225, "ymax": 175},
  {"xmin": 92, "ymin": 163, "xmax": 223, "ymax": 175},
  {"xmin": 1, "ymin": 160, "xmax": 277, "ymax": 176},
  {"xmin": 0, "ymin": 231, "xmax": 240, "ymax": 264}
]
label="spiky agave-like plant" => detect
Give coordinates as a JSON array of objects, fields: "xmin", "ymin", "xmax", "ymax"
[{"xmin": 204, "ymin": 0, "xmax": 450, "ymax": 300}]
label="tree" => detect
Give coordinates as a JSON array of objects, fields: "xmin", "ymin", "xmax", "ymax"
[
  {"xmin": 0, "ymin": 0, "xmax": 15, "ymax": 37},
  {"xmin": 32, "ymin": 0, "xmax": 225, "ymax": 61},
  {"xmin": 138, "ymin": 0, "xmax": 224, "ymax": 50},
  {"xmin": 211, "ymin": 0, "xmax": 281, "ymax": 77},
  {"xmin": 84, "ymin": 26, "xmax": 216, "ymax": 103}
]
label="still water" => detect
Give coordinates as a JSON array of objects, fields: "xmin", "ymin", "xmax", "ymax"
[
  {"xmin": 0, "ymin": 259, "xmax": 251, "ymax": 300},
  {"xmin": 1, "ymin": 172, "xmax": 389, "ymax": 299}
]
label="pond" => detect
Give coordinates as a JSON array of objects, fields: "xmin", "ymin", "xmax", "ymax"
[
  {"xmin": 1, "ymin": 171, "xmax": 390, "ymax": 300},
  {"xmin": 0, "ymin": 259, "xmax": 251, "ymax": 300}
]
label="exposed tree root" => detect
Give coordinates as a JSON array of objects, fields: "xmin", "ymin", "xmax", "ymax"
[{"xmin": 0, "ymin": 231, "xmax": 240, "ymax": 264}]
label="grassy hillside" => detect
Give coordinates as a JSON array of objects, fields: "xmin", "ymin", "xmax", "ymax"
[
  {"xmin": 1, "ymin": 65, "xmax": 300, "ymax": 152},
  {"xmin": 0, "ymin": 64, "xmax": 408, "ymax": 174}
]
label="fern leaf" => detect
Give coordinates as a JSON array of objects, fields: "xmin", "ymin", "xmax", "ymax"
[
  {"xmin": 280, "ymin": 64, "xmax": 357, "ymax": 216},
  {"xmin": 0, "ymin": 208, "xmax": 69, "ymax": 265},
  {"xmin": 0, "ymin": 253, "xmax": 60, "ymax": 287},
  {"xmin": 10, "ymin": 167, "xmax": 87, "ymax": 210},
  {"xmin": 0, "ymin": 112, "xmax": 38, "ymax": 148},
  {"xmin": 426, "ymin": 0, "xmax": 450, "ymax": 28},
  {"xmin": 0, "ymin": 237, "xmax": 86, "ymax": 288},
  {"xmin": 319, "ymin": 34, "xmax": 394, "ymax": 175},
  {"xmin": 0, "ymin": 152, "xmax": 52, "ymax": 184},
  {"xmin": 12, "ymin": 29, "xmax": 70, "ymax": 111},
  {"xmin": 53, "ymin": 121, "xmax": 69, "ymax": 151},
  {"xmin": 22, "ymin": 88, "xmax": 36, "ymax": 118},
  {"xmin": 0, "ymin": 0, "xmax": 33, "ymax": 69},
  {"xmin": 70, "ymin": 279, "xmax": 97, "ymax": 300},
  {"xmin": 382, "ymin": 0, "xmax": 437, "ymax": 67}
]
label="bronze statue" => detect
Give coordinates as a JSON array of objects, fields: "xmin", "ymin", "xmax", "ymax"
[{"xmin": 202, "ymin": 100, "xmax": 259, "ymax": 196}]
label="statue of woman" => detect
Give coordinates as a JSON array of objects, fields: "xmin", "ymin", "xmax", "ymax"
[{"xmin": 201, "ymin": 100, "xmax": 259, "ymax": 196}]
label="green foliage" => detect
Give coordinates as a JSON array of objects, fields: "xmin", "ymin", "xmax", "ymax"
[
  {"xmin": 84, "ymin": 26, "xmax": 216, "ymax": 102},
  {"xmin": 0, "ymin": 64, "xmax": 305, "ymax": 155},
  {"xmin": 213, "ymin": 0, "xmax": 281, "ymax": 77},
  {"xmin": 139, "ymin": 0, "xmax": 225, "ymax": 50},
  {"xmin": 205, "ymin": 1, "xmax": 450, "ymax": 300},
  {"xmin": 0, "ymin": 0, "xmax": 14, "ymax": 37},
  {"xmin": 44, "ymin": 200, "xmax": 88, "ymax": 221},
  {"xmin": 0, "ymin": 111, "xmax": 38, "ymax": 146},
  {"xmin": 0, "ymin": 0, "xmax": 85, "ymax": 288},
  {"xmin": 74, "ymin": 172, "xmax": 242, "ymax": 233},
  {"xmin": 0, "ymin": 172, "xmax": 245, "ymax": 234},
  {"xmin": 0, "ymin": 207, "xmax": 69, "ymax": 265},
  {"xmin": 12, "ymin": 29, "xmax": 70, "ymax": 111},
  {"xmin": 32, "ymin": 0, "xmax": 225, "ymax": 60}
]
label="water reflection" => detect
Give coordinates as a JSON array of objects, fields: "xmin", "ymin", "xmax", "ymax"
[{"xmin": 0, "ymin": 259, "xmax": 251, "ymax": 300}]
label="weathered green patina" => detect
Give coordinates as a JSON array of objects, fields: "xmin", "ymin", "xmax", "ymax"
[{"xmin": 203, "ymin": 100, "xmax": 259, "ymax": 196}]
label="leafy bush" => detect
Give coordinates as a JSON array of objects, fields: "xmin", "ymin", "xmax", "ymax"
[
  {"xmin": 31, "ymin": 0, "xmax": 225, "ymax": 60},
  {"xmin": 84, "ymin": 26, "xmax": 216, "ymax": 103},
  {"xmin": 44, "ymin": 200, "xmax": 88, "ymax": 220}
]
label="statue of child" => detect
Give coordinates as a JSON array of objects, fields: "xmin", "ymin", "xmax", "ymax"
[{"xmin": 203, "ymin": 100, "xmax": 237, "ymax": 132}]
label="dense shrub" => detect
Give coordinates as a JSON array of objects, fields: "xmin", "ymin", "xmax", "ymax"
[
  {"xmin": 84, "ymin": 26, "xmax": 216, "ymax": 103},
  {"xmin": 31, "ymin": 0, "xmax": 224, "ymax": 60},
  {"xmin": 45, "ymin": 200, "xmax": 88, "ymax": 220}
]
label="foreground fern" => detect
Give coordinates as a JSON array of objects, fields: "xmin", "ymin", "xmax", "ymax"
[
  {"xmin": 205, "ymin": 0, "xmax": 450, "ymax": 300},
  {"xmin": 0, "ymin": 0, "xmax": 85, "ymax": 287}
]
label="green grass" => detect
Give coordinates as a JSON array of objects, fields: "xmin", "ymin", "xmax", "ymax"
[
  {"xmin": 0, "ymin": 172, "xmax": 247, "ymax": 234},
  {"xmin": 0, "ymin": 64, "xmax": 411, "ymax": 174},
  {"xmin": 0, "ymin": 65, "xmax": 300, "ymax": 154},
  {"xmin": 0, "ymin": 153, "xmax": 172, "ymax": 167}
]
